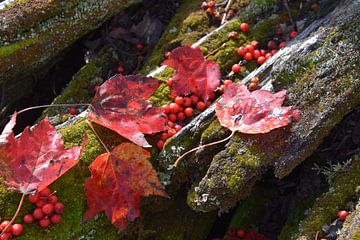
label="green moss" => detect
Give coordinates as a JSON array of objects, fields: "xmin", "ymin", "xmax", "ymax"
[
  {"xmin": 251, "ymin": 14, "xmax": 281, "ymax": 43},
  {"xmin": 149, "ymin": 83, "xmax": 172, "ymax": 107},
  {"xmin": 200, "ymin": 119, "xmax": 228, "ymax": 143},
  {"xmin": 351, "ymin": 229, "xmax": 360, "ymax": 240},
  {"xmin": 0, "ymin": 38, "xmax": 38, "ymax": 57}
]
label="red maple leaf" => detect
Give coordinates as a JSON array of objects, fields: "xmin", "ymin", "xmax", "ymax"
[
  {"xmin": 216, "ymin": 82, "xmax": 300, "ymax": 134},
  {"xmin": 88, "ymin": 75, "xmax": 168, "ymax": 147},
  {"xmin": 162, "ymin": 46, "xmax": 221, "ymax": 102},
  {"xmin": 83, "ymin": 142, "xmax": 168, "ymax": 230},
  {"xmin": 0, "ymin": 112, "xmax": 17, "ymax": 144},
  {"xmin": 0, "ymin": 117, "xmax": 87, "ymax": 194}
]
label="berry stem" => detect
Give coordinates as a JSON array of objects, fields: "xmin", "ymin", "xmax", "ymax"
[
  {"xmin": 205, "ymin": 43, "xmax": 226, "ymax": 58},
  {"xmin": 86, "ymin": 120, "xmax": 111, "ymax": 155},
  {"xmin": 17, "ymin": 103, "xmax": 91, "ymax": 115},
  {"xmin": 0, "ymin": 193, "xmax": 25, "ymax": 236},
  {"xmin": 173, "ymin": 131, "xmax": 235, "ymax": 168}
]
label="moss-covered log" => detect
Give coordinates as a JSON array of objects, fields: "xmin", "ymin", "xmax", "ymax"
[{"xmin": 0, "ymin": 0, "xmax": 140, "ymax": 112}]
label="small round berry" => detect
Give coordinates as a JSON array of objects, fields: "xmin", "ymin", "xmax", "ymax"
[
  {"xmin": 183, "ymin": 97, "xmax": 192, "ymax": 107},
  {"xmin": 161, "ymin": 132, "xmax": 168, "ymax": 141},
  {"xmin": 245, "ymin": 44, "xmax": 255, "ymax": 54},
  {"xmin": 207, "ymin": 0, "xmax": 215, "ymax": 8},
  {"xmin": 290, "ymin": 31, "xmax": 298, "ymax": 39},
  {"xmin": 117, "ymin": 65, "xmax": 124, "ymax": 73},
  {"xmin": 169, "ymin": 103, "xmax": 180, "ymax": 113},
  {"xmin": 244, "ymin": 52, "xmax": 253, "ymax": 61},
  {"xmin": 54, "ymin": 202, "xmax": 65, "ymax": 214},
  {"xmin": 48, "ymin": 195, "xmax": 58, "ymax": 204},
  {"xmin": 260, "ymin": 49, "xmax": 266, "ymax": 56},
  {"xmin": 168, "ymin": 89, "xmax": 178, "ymax": 99},
  {"xmin": 168, "ymin": 113, "xmax": 177, "ymax": 122},
  {"xmin": 228, "ymin": 31, "xmax": 238, "ymax": 39},
  {"xmin": 33, "ymin": 208, "xmax": 44, "ymax": 220},
  {"xmin": 0, "ymin": 221, "xmax": 12, "ymax": 233},
  {"xmin": 232, "ymin": 64, "xmax": 241, "ymax": 74},
  {"xmin": 267, "ymin": 40, "xmax": 277, "ymax": 50},
  {"xmin": 36, "ymin": 199, "xmax": 47, "ymax": 208},
  {"xmin": 11, "ymin": 224, "xmax": 23, "ymax": 237},
  {"xmin": 236, "ymin": 228, "xmax": 246, "ymax": 238},
  {"xmin": 190, "ymin": 95, "xmax": 199, "ymax": 104},
  {"xmin": 271, "ymin": 49, "xmax": 277, "ymax": 55},
  {"xmin": 162, "ymin": 104, "xmax": 170, "ymax": 114},
  {"xmin": 196, "ymin": 101, "xmax": 206, "ymax": 111},
  {"xmin": 338, "ymin": 210, "xmax": 349, "ymax": 221},
  {"xmin": 310, "ymin": 2, "xmax": 319, "ymax": 11},
  {"xmin": 226, "ymin": 9, "xmax": 235, "ymax": 20},
  {"xmin": 184, "ymin": 107, "xmax": 194, "ymax": 117},
  {"xmin": 236, "ymin": 47, "xmax": 246, "ymax": 57},
  {"xmin": 200, "ymin": 1, "xmax": 208, "ymax": 10},
  {"xmin": 240, "ymin": 22, "xmax": 250, "ymax": 32},
  {"xmin": 69, "ymin": 108, "xmax": 78, "ymax": 115},
  {"xmin": 167, "ymin": 78, "xmax": 174, "ymax": 87},
  {"xmin": 28, "ymin": 193, "xmax": 39, "ymax": 203},
  {"xmin": 0, "ymin": 233, "xmax": 12, "ymax": 240},
  {"xmin": 226, "ymin": 228, "xmax": 236, "ymax": 236},
  {"xmin": 174, "ymin": 96, "xmax": 184, "ymax": 106},
  {"xmin": 253, "ymin": 50, "xmax": 261, "ymax": 59},
  {"xmin": 248, "ymin": 82, "xmax": 258, "ymax": 91},
  {"xmin": 135, "ymin": 43, "xmax": 144, "ymax": 51},
  {"xmin": 223, "ymin": 80, "xmax": 233, "ymax": 87},
  {"xmin": 214, "ymin": 11, "xmax": 221, "ymax": 21},
  {"xmin": 174, "ymin": 124, "xmax": 182, "ymax": 132},
  {"xmin": 164, "ymin": 51, "xmax": 171, "ymax": 58},
  {"xmin": 177, "ymin": 112, "xmax": 186, "ymax": 121},
  {"xmin": 156, "ymin": 140, "xmax": 164, "ymax": 150},
  {"xmin": 168, "ymin": 121, "xmax": 174, "ymax": 128},
  {"xmin": 39, "ymin": 218, "xmax": 51, "ymax": 228},
  {"xmin": 250, "ymin": 40, "xmax": 259, "ymax": 49},
  {"xmin": 251, "ymin": 77, "xmax": 260, "ymax": 84},
  {"xmin": 265, "ymin": 53, "xmax": 272, "ymax": 59},
  {"xmin": 205, "ymin": 101, "xmax": 212, "ymax": 107},
  {"xmin": 39, "ymin": 187, "xmax": 51, "ymax": 197},
  {"xmin": 50, "ymin": 214, "xmax": 62, "ymax": 224},
  {"xmin": 257, "ymin": 56, "xmax": 266, "ymax": 65},
  {"xmin": 278, "ymin": 41, "xmax": 287, "ymax": 48},
  {"xmin": 23, "ymin": 214, "xmax": 34, "ymax": 224},
  {"xmin": 42, "ymin": 203, "xmax": 54, "ymax": 215},
  {"xmin": 167, "ymin": 129, "xmax": 177, "ymax": 137},
  {"xmin": 206, "ymin": 7, "xmax": 214, "ymax": 15}
]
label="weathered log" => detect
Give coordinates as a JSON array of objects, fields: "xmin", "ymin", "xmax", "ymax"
[{"xmin": 0, "ymin": 0, "xmax": 140, "ymax": 114}]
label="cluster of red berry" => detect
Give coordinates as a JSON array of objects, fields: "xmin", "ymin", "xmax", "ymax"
[
  {"xmin": 224, "ymin": 228, "xmax": 266, "ymax": 240},
  {"xmin": 24, "ymin": 188, "xmax": 64, "ymax": 228},
  {"xmin": 0, "ymin": 221, "xmax": 23, "ymax": 240},
  {"xmin": 156, "ymin": 80, "xmax": 214, "ymax": 149}
]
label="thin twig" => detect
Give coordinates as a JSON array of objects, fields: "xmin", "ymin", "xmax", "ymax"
[
  {"xmin": 173, "ymin": 131, "xmax": 235, "ymax": 168},
  {"xmin": 221, "ymin": 0, "xmax": 233, "ymax": 24},
  {"xmin": 0, "ymin": 193, "xmax": 25, "ymax": 236},
  {"xmin": 283, "ymin": 0, "xmax": 297, "ymax": 31},
  {"xmin": 17, "ymin": 103, "xmax": 91, "ymax": 115},
  {"xmin": 205, "ymin": 43, "xmax": 226, "ymax": 58}
]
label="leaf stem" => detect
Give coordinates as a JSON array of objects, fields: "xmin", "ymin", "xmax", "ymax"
[
  {"xmin": 86, "ymin": 120, "xmax": 111, "ymax": 154},
  {"xmin": 0, "ymin": 193, "xmax": 25, "ymax": 236},
  {"xmin": 173, "ymin": 131, "xmax": 235, "ymax": 168},
  {"xmin": 17, "ymin": 103, "xmax": 91, "ymax": 115}
]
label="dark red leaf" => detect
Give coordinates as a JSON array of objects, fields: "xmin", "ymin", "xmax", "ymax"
[
  {"xmin": 0, "ymin": 117, "xmax": 87, "ymax": 194},
  {"xmin": 83, "ymin": 142, "xmax": 168, "ymax": 230},
  {"xmin": 0, "ymin": 112, "xmax": 17, "ymax": 144},
  {"xmin": 88, "ymin": 75, "xmax": 168, "ymax": 147},
  {"xmin": 216, "ymin": 82, "xmax": 299, "ymax": 134},
  {"xmin": 162, "ymin": 46, "xmax": 221, "ymax": 102}
]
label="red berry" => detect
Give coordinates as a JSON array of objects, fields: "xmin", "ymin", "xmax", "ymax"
[
  {"xmin": 240, "ymin": 22, "xmax": 250, "ymax": 32},
  {"xmin": 271, "ymin": 49, "xmax": 277, "ymax": 55},
  {"xmin": 135, "ymin": 43, "xmax": 144, "ymax": 51},
  {"xmin": 245, "ymin": 44, "xmax": 255, "ymax": 53},
  {"xmin": 23, "ymin": 214, "xmax": 34, "ymax": 224},
  {"xmin": 260, "ymin": 49, "xmax": 266, "ymax": 56},
  {"xmin": 236, "ymin": 47, "xmax": 246, "ymax": 57},
  {"xmin": 206, "ymin": 7, "xmax": 214, "ymax": 15},
  {"xmin": 228, "ymin": 31, "xmax": 238, "ymax": 39},
  {"xmin": 338, "ymin": 210, "xmax": 349, "ymax": 221},
  {"xmin": 190, "ymin": 95, "xmax": 199, "ymax": 104},
  {"xmin": 244, "ymin": 52, "xmax": 253, "ymax": 61},
  {"xmin": 226, "ymin": 229, "xmax": 236, "ymax": 236},
  {"xmin": 11, "ymin": 224, "xmax": 23, "ymax": 237},
  {"xmin": 36, "ymin": 199, "xmax": 47, "ymax": 208},
  {"xmin": 201, "ymin": 1, "xmax": 208, "ymax": 10},
  {"xmin": 177, "ymin": 112, "xmax": 186, "ymax": 121},
  {"xmin": 54, "ymin": 202, "xmax": 65, "ymax": 214},
  {"xmin": 290, "ymin": 31, "xmax": 298, "ymax": 39},
  {"xmin": 253, "ymin": 49, "xmax": 261, "ymax": 59},
  {"xmin": 168, "ymin": 121, "xmax": 174, "ymax": 128},
  {"xmin": 174, "ymin": 96, "xmax": 184, "ymax": 106},
  {"xmin": 161, "ymin": 132, "xmax": 168, "ymax": 141},
  {"xmin": 207, "ymin": 0, "xmax": 215, "ymax": 8},
  {"xmin": 183, "ymin": 97, "xmax": 192, "ymax": 107},
  {"xmin": 226, "ymin": 9, "xmax": 235, "ymax": 20},
  {"xmin": 39, "ymin": 187, "xmax": 51, "ymax": 197},
  {"xmin": 28, "ymin": 193, "xmax": 39, "ymax": 203},
  {"xmin": 184, "ymin": 107, "xmax": 194, "ymax": 117},
  {"xmin": 236, "ymin": 228, "xmax": 245, "ymax": 237},
  {"xmin": 231, "ymin": 64, "xmax": 241, "ymax": 74},
  {"xmin": 167, "ymin": 78, "xmax": 174, "ymax": 87},
  {"xmin": 0, "ymin": 221, "xmax": 12, "ymax": 233},
  {"xmin": 0, "ymin": 233, "xmax": 12, "ymax": 240},
  {"xmin": 257, "ymin": 56, "xmax": 266, "ymax": 65},
  {"xmin": 174, "ymin": 124, "xmax": 182, "ymax": 132},
  {"xmin": 196, "ymin": 101, "xmax": 206, "ymax": 111},
  {"xmin": 206, "ymin": 101, "xmax": 212, "ymax": 107},
  {"xmin": 69, "ymin": 108, "xmax": 78, "ymax": 115},
  {"xmin": 50, "ymin": 214, "xmax": 62, "ymax": 224},
  {"xmin": 162, "ymin": 104, "xmax": 170, "ymax": 114},
  {"xmin": 48, "ymin": 195, "xmax": 58, "ymax": 204},
  {"xmin": 33, "ymin": 208, "xmax": 44, "ymax": 220},
  {"xmin": 265, "ymin": 53, "xmax": 272, "ymax": 59},
  {"xmin": 251, "ymin": 40, "xmax": 259, "ymax": 49},
  {"xmin": 267, "ymin": 40, "xmax": 277, "ymax": 50},
  {"xmin": 39, "ymin": 218, "xmax": 51, "ymax": 228},
  {"xmin": 168, "ymin": 89, "xmax": 177, "ymax": 99},
  {"xmin": 117, "ymin": 65, "xmax": 124, "ymax": 73},
  {"xmin": 223, "ymin": 80, "xmax": 233, "ymax": 87},
  {"xmin": 169, "ymin": 103, "xmax": 180, "ymax": 113},
  {"xmin": 157, "ymin": 140, "xmax": 164, "ymax": 150},
  {"xmin": 42, "ymin": 203, "xmax": 54, "ymax": 215},
  {"xmin": 278, "ymin": 41, "xmax": 287, "ymax": 48},
  {"xmin": 164, "ymin": 51, "xmax": 171, "ymax": 58},
  {"xmin": 167, "ymin": 129, "xmax": 176, "ymax": 137},
  {"xmin": 168, "ymin": 113, "xmax": 177, "ymax": 122}
]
